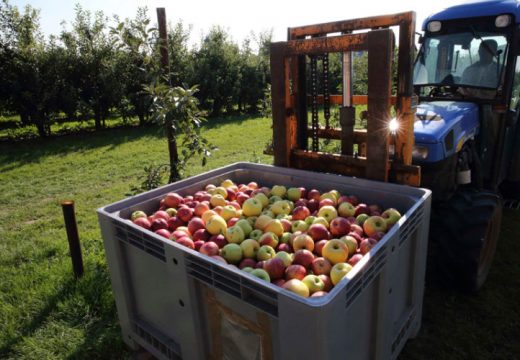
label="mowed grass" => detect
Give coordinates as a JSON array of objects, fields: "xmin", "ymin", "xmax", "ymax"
[{"xmin": 0, "ymin": 114, "xmax": 519, "ymax": 359}]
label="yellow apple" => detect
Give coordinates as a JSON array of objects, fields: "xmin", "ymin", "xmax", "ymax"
[
  {"xmin": 322, "ymin": 239, "xmax": 349, "ymax": 264},
  {"xmin": 205, "ymin": 215, "xmax": 227, "ymax": 235}
]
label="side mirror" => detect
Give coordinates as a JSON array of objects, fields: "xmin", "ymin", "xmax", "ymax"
[{"xmin": 416, "ymin": 32, "xmax": 424, "ymax": 44}]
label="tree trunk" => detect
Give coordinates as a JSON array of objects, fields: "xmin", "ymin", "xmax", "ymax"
[{"xmin": 94, "ymin": 110, "xmax": 101, "ymax": 131}]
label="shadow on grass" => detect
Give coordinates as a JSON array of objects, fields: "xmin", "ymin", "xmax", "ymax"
[
  {"xmin": 0, "ymin": 114, "xmax": 265, "ymax": 172},
  {"xmin": 0, "ymin": 261, "xmax": 126, "ymax": 359}
]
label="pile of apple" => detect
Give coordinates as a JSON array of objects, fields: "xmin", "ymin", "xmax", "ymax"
[{"xmin": 129, "ymin": 180, "xmax": 401, "ymax": 298}]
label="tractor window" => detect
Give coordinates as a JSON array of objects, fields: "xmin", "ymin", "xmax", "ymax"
[
  {"xmin": 414, "ymin": 31, "xmax": 509, "ymax": 99},
  {"xmin": 510, "ymin": 57, "xmax": 520, "ymax": 111}
]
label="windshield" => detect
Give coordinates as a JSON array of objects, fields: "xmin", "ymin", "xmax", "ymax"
[{"xmin": 414, "ymin": 31, "xmax": 508, "ymax": 97}]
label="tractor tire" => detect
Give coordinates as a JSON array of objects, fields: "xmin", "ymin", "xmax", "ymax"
[{"xmin": 428, "ymin": 190, "xmax": 502, "ymax": 292}]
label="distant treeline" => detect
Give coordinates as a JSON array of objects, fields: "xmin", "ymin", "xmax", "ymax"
[{"xmin": 0, "ymin": 1, "xmax": 375, "ymax": 138}]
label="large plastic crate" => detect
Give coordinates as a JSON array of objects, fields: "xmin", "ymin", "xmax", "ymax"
[{"xmin": 98, "ymin": 162, "xmax": 431, "ymax": 360}]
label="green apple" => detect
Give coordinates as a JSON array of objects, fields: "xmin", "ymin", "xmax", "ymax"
[
  {"xmin": 337, "ymin": 202, "xmax": 356, "ymax": 217},
  {"xmin": 330, "ymin": 262, "xmax": 353, "ymax": 285},
  {"xmin": 339, "ymin": 235, "xmax": 358, "ymax": 256},
  {"xmin": 235, "ymin": 219, "xmax": 253, "ymax": 236},
  {"xmin": 270, "ymin": 185, "xmax": 287, "ymax": 198},
  {"xmin": 274, "ymin": 251, "xmax": 293, "ymax": 267},
  {"xmin": 291, "ymin": 220, "xmax": 309, "ymax": 233},
  {"xmin": 283, "ymin": 279, "xmax": 309, "ymax": 297},
  {"xmin": 246, "ymin": 216, "xmax": 257, "ymax": 228},
  {"xmin": 355, "ymin": 213, "xmax": 369, "ymax": 226},
  {"xmin": 254, "ymin": 193, "xmax": 269, "ymax": 208},
  {"xmin": 250, "ymin": 268, "xmax": 271, "ymax": 282},
  {"xmin": 363, "ymin": 216, "xmax": 388, "ymax": 237},
  {"xmin": 312, "ymin": 216, "xmax": 329, "ymax": 228},
  {"xmin": 305, "ymin": 216, "xmax": 316, "ymax": 226},
  {"xmin": 302, "ymin": 274, "xmax": 325, "ymax": 294},
  {"xmin": 257, "ymin": 245, "xmax": 276, "ymax": 261},
  {"xmin": 242, "ymin": 198, "xmax": 263, "ymax": 217},
  {"xmin": 249, "ymin": 229, "xmax": 263, "ymax": 241},
  {"xmin": 225, "ymin": 225, "xmax": 245, "ymax": 244},
  {"xmin": 240, "ymin": 238, "xmax": 260, "ymax": 258},
  {"xmin": 268, "ymin": 195, "xmax": 283, "ymax": 204},
  {"xmin": 271, "ymin": 200, "xmax": 292, "ymax": 216},
  {"xmin": 261, "ymin": 209, "xmax": 275, "ymax": 218},
  {"xmin": 165, "ymin": 208, "xmax": 177, "ymax": 217},
  {"xmin": 241, "ymin": 266, "xmax": 254, "ymax": 273},
  {"xmin": 382, "ymin": 208, "xmax": 402, "ymax": 226},
  {"xmin": 131, "ymin": 210, "xmax": 147, "ymax": 221},
  {"xmin": 280, "ymin": 232, "xmax": 292, "ymax": 244},
  {"xmin": 286, "ymin": 187, "xmax": 302, "ymax": 201},
  {"xmin": 319, "ymin": 192, "xmax": 337, "ymax": 203},
  {"xmin": 220, "ymin": 243, "xmax": 243, "ymax": 264},
  {"xmin": 318, "ymin": 205, "xmax": 338, "ymax": 223}
]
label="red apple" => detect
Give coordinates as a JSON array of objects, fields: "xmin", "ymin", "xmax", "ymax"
[
  {"xmin": 187, "ymin": 217, "xmax": 205, "ymax": 234},
  {"xmin": 151, "ymin": 218, "xmax": 168, "ymax": 231},
  {"xmin": 239, "ymin": 258, "xmax": 257, "ymax": 269},
  {"xmin": 192, "ymin": 229, "xmax": 211, "ymax": 242},
  {"xmin": 307, "ymin": 224, "xmax": 331, "ymax": 242},
  {"xmin": 307, "ymin": 199, "xmax": 319, "ymax": 213},
  {"xmin": 153, "ymin": 210, "xmax": 170, "ymax": 221},
  {"xmin": 329, "ymin": 217, "xmax": 351, "ymax": 237},
  {"xmin": 311, "ymin": 291, "xmax": 328, "ymax": 297},
  {"xmin": 194, "ymin": 201, "xmax": 210, "ymax": 217},
  {"xmin": 318, "ymin": 274, "xmax": 333, "ymax": 292},
  {"xmin": 363, "ymin": 216, "xmax": 387, "ymax": 237},
  {"xmin": 176, "ymin": 237, "xmax": 195, "ymax": 249},
  {"xmin": 236, "ymin": 192, "xmax": 250, "ymax": 205},
  {"xmin": 177, "ymin": 207, "xmax": 194, "ymax": 222},
  {"xmin": 277, "ymin": 243, "xmax": 293, "ymax": 253},
  {"xmin": 348, "ymin": 253, "xmax": 363, "ymax": 266},
  {"xmin": 293, "ymin": 249, "xmax": 315, "ymax": 269},
  {"xmin": 273, "ymin": 278, "xmax": 286, "ymax": 287},
  {"xmin": 319, "ymin": 198, "xmax": 335, "ymax": 209},
  {"xmin": 349, "ymin": 224, "xmax": 364, "ymax": 237},
  {"xmin": 208, "ymin": 234, "xmax": 227, "ymax": 248},
  {"xmin": 280, "ymin": 218, "xmax": 292, "ymax": 232},
  {"xmin": 264, "ymin": 257, "xmax": 286, "ymax": 280},
  {"xmin": 292, "ymin": 234, "xmax": 314, "ymax": 252},
  {"xmin": 285, "ymin": 264, "xmax": 307, "ymax": 280},
  {"xmin": 311, "ymin": 257, "xmax": 332, "ymax": 275},
  {"xmin": 194, "ymin": 240, "xmax": 205, "ymax": 251},
  {"xmin": 307, "ymin": 189, "xmax": 321, "ymax": 201},
  {"xmin": 359, "ymin": 238, "xmax": 378, "ymax": 254},
  {"xmin": 294, "ymin": 199, "xmax": 309, "ymax": 208},
  {"xmin": 354, "ymin": 203, "xmax": 370, "ymax": 216},
  {"xmin": 154, "ymin": 229, "xmax": 171, "ymax": 239},
  {"xmin": 167, "ymin": 216, "xmax": 185, "ymax": 231},
  {"xmin": 200, "ymin": 241, "xmax": 220, "ymax": 256},
  {"xmin": 292, "ymin": 206, "xmax": 311, "ymax": 221},
  {"xmin": 314, "ymin": 239, "xmax": 328, "ymax": 257},
  {"xmin": 163, "ymin": 192, "xmax": 184, "ymax": 208},
  {"xmin": 133, "ymin": 217, "xmax": 151, "ymax": 230},
  {"xmin": 211, "ymin": 255, "xmax": 227, "ymax": 264}
]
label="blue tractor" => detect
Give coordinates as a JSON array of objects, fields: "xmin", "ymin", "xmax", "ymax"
[{"xmin": 413, "ymin": 0, "xmax": 520, "ymax": 291}]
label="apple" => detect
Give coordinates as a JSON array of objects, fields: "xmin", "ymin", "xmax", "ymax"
[
  {"xmin": 268, "ymin": 195, "xmax": 283, "ymax": 205},
  {"xmin": 133, "ymin": 217, "xmax": 151, "ymax": 230},
  {"xmin": 311, "ymin": 291, "xmax": 328, "ymax": 297},
  {"xmin": 131, "ymin": 210, "xmax": 147, "ymax": 221},
  {"xmin": 318, "ymin": 198, "xmax": 335, "ymax": 209},
  {"xmin": 257, "ymin": 245, "xmax": 276, "ymax": 261},
  {"xmin": 311, "ymin": 257, "xmax": 332, "ymax": 275},
  {"xmin": 307, "ymin": 189, "xmax": 321, "ymax": 201},
  {"xmin": 359, "ymin": 238, "xmax": 378, "ymax": 254},
  {"xmin": 211, "ymin": 255, "xmax": 227, "ymax": 264},
  {"xmin": 221, "ymin": 179, "xmax": 235, "ymax": 188},
  {"xmin": 194, "ymin": 240, "xmax": 205, "ymax": 251},
  {"xmin": 163, "ymin": 192, "xmax": 184, "ymax": 208},
  {"xmin": 242, "ymin": 198, "xmax": 263, "ymax": 217},
  {"xmin": 154, "ymin": 229, "xmax": 171, "ymax": 239},
  {"xmin": 241, "ymin": 266, "xmax": 254, "ymax": 273},
  {"xmin": 382, "ymin": 208, "xmax": 402, "ymax": 226},
  {"xmin": 255, "ymin": 260, "xmax": 266, "ymax": 269},
  {"xmin": 234, "ymin": 219, "xmax": 253, "ymax": 236},
  {"xmin": 227, "ymin": 217, "xmax": 240, "ymax": 227},
  {"xmin": 312, "ymin": 217, "xmax": 329, "ymax": 228},
  {"xmin": 368, "ymin": 204, "xmax": 382, "ymax": 215},
  {"xmin": 200, "ymin": 241, "xmax": 220, "ymax": 256},
  {"xmin": 292, "ymin": 234, "xmax": 315, "ymax": 252},
  {"xmin": 302, "ymin": 274, "xmax": 325, "ymax": 294},
  {"xmin": 318, "ymin": 205, "xmax": 338, "ymax": 223},
  {"xmin": 194, "ymin": 202, "xmax": 210, "ymax": 217},
  {"xmin": 291, "ymin": 220, "xmax": 309, "ymax": 233},
  {"xmin": 208, "ymin": 234, "xmax": 227, "ymax": 248},
  {"xmin": 307, "ymin": 224, "xmax": 331, "ymax": 242},
  {"xmin": 287, "ymin": 187, "xmax": 303, "ymax": 201},
  {"xmin": 264, "ymin": 257, "xmax": 286, "ymax": 279},
  {"xmin": 354, "ymin": 203, "xmax": 370, "ymax": 217},
  {"xmin": 270, "ymin": 185, "xmax": 287, "ymax": 198},
  {"xmin": 293, "ymin": 249, "xmax": 315, "ymax": 269},
  {"xmin": 348, "ymin": 253, "xmax": 363, "ymax": 267},
  {"xmin": 283, "ymin": 279, "xmax": 309, "ymax": 297},
  {"xmin": 318, "ymin": 274, "xmax": 333, "ymax": 292},
  {"xmin": 254, "ymin": 192, "xmax": 269, "ymax": 208},
  {"xmin": 304, "ymin": 215, "xmax": 316, "ymax": 227},
  {"xmin": 330, "ymin": 262, "xmax": 353, "ymax": 285},
  {"xmin": 322, "ymin": 239, "xmax": 349, "ymax": 264},
  {"xmin": 274, "ymin": 251, "xmax": 293, "ymax": 267},
  {"xmin": 225, "ymin": 188, "xmax": 236, "ymax": 201},
  {"xmin": 171, "ymin": 229, "xmax": 189, "ymax": 241},
  {"xmin": 249, "ymin": 229, "xmax": 263, "ymax": 241},
  {"xmin": 280, "ymin": 218, "xmax": 292, "ymax": 232},
  {"xmin": 349, "ymin": 224, "xmax": 364, "ymax": 237},
  {"xmin": 201, "ymin": 210, "xmax": 218, "ymax": 223},
  {"xmin": 371, "ymin": 231, "xmax": 386, "ymax": 241},
  {"xmin": 214, "ymin": 186, "xmax": 228, "ymax": 199},
  {"xmin": 338, "ymin": 202, "xmax": 356, "ymax": 217},
  {"xmin": 277, "ymin": 243, "xmax": 293, "ymax": 253},
  {"xmin": 176, "ymin": 226, "xmax": 190, "ymax": 236},
  {"xmin": 355, "ymin": 213, "xmax": 369, "ymax": 226},
  {"xmin": 165, "ymin": 208, "xmax": 177, "ymax": 217},
  {"xmin": 240, "ymin": 238, "xmax": 260, "ymax": 258},
  {"xmin": 285, "ymin": 264, "xmax": 307, "ymax": 280},
  {"xmin": 254, "ymin": 214, "xmax": 273, "ymax": 230},
  {"xmin": 292, "ymin": 206, "xmax": 311, "ymax": 221},
  {"xmin": 363, "ymin": 216, "xmax": 387, "ymax": 237},
  {"xmin": 205, "ymin": 215, "xmax": 227, "ymax": 235},
  {"xmin": 225, "ymin": 225, "xmax": 245, "ymax": 244},
  {"xmin": 261, "ymin": 209, "xmax": 275, "ymax": 218},
  {"xmin": 220, "ymin": 205, "xmax": 238, "ymax": 221},
  {"xmin": 347, "ymin": 195, "xmax": 359, "ymax": 206},
  {"xmin": 236, "ymin": 192, "xmax": 250, "ymax": 205},
  {"xmin": 151, "ymin": 218, "xmax": 168, "ymax": 231},
  {"xmin": 220, "ymin": 243, "xmax": 243, "ymax": 264},
  {"xmin": 210, "ymin": 194, "xmax": 227, "ymax": 208},
  {"xmin": 339, "ymin": 235, "xmax": 358, "ymax": 256},
  {"xmin": 205, "ymin": 184, "xmax": 216, "ymax": 192},
  {"xmin": 187, "ymin": 217, "xmax": 205, "ymax": 235},
  {"xmin": 294, "ymin": 199, "xmax": 309, "ymax": 208},
  {"xmin": 247, "ymin": 181, "xmax": 258, "ymax": 190},
  {"xmin": 264, "ymin": 219, "xmax": 284, "ymax": 237},
  {"xmin": 273, "ymin": 278, "xmax": 286, "ymax": 287},
  {"xmin": 250, "ymin": 268, "xmax": 270, "ymax": 282},
  {"xmin": 271, "ymin": 201, "xmax": 292, "ymax": 216},
  {"xmin": 177, "ymin": 207, "xmax": 194, "ymax": 222},
  {"xmin": 176, "ymin": 237, "xmax": 195, "ymax": 250},
  {"xmin": 307, "ymin": 199, "xmax": 319, "ymax": 213},
  {"xmin": 259, "ymin": 232, "xmax": 279, "ymax": 248},
  {"xmin": 239, "ymin": 258, "xmax": 257, "ymax": 269},
  {"xmin": 329, "ymin": 217, "xmax": 351, "ymax": 237},
  {"xmin": 314, "ymin": 239, "xmax": 328, "ymax": 257}
]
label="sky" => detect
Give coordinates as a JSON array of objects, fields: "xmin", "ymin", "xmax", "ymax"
[{"xmin": 11, "ymin": 0, "xmax": 465, "ymax": 47}]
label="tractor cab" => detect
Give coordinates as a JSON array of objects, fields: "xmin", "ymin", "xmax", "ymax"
[{"xmin": 412, "ymin": 0, "xmax": 520, "ymax": 201}]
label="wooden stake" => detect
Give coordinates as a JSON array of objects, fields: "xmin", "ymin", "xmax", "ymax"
[{"xmin": 61, "ymin": 200, "xmax": 84, "ymax": 278}]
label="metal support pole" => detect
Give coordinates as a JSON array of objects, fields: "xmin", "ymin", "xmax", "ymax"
[{"xmin": 61, "ymin": 200, "xmax": 84, "ymax": 278}]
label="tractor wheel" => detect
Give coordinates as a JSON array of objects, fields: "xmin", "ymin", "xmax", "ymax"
[{"xmin": 428, "ymin": 190, "xmax": 502, "ymax": 292}]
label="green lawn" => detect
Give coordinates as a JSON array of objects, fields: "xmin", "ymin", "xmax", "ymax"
[{"xmin": 0, "ymin": 115, "xmax": 518, "ymax": 359}]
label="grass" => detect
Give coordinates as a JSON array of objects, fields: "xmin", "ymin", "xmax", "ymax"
[{"xmin": 0, "ymin": 113, "xmax": 519, "ymax": 359}]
